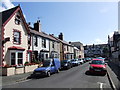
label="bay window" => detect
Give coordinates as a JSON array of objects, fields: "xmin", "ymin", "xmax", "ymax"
[{"xmin": 10, "ymin": 51, "xmax": 23, "ymax": 65}]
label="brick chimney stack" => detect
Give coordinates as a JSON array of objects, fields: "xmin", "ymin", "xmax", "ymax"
[
  {"xmin": 34, "ymin": 20, "xmax": 41, "ymax": 32},
  {"xmin": 58, "ymin": 33, "xmax": 63, "ymax": 40}
]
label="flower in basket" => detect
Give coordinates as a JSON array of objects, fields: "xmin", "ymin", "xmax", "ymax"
[
  {"xmin": 10, "ymin": 65, "xmax": 17, "ymax": 67},
  {"xmin": 24, "ymin": 62, "xmax": 30, "ymax": 66},
  {"xmin": 3, "ymin": 64, "xmax": 10, "ymax": 68}
]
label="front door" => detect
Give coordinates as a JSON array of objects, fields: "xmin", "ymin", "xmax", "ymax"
[{"xmin": 28, "ymin": 52, "xmax": 31, "ymax": 63}]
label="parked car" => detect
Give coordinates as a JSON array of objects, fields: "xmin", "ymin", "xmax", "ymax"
[
  {"xmin": 61, "ymin": 60, "xmax": 72, "ymax": 69},
  {"xmin": 85, "ymin": 58, "xmax": 91, "ymax": 62},
  {"xmin": 78, "ymin": 58, "xmax": 84, "ymax": 64},
  {"xmin": 33, "ymin": 58, "xmax": 61, "ymax": 77},
  {"xmin": 75, "ymin": 59, "xmax": 81, "ymax": 65},
  {"xmin": 96, "ymin": 57, "xmax": 105, "ymax": 60},
  {"xmin": 82, "ymin": 58, "xmax": 86, "ymax": 63},
  {"xmin": 71, "ymin": 59, "xmax": 79, "ymax": 66},
  {"xmin": 89, "ymin": 59, "xmax": 107, "ymax": 75}
]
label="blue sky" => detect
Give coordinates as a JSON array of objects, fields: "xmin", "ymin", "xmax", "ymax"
[{"xmin": 1, "ymin": 1, "xmax": 118, "ymax": 45}]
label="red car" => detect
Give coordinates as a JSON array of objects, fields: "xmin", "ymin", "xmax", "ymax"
[{"xmin": 89, "ymin": 59, "xmax": 107, "ymax": 75}]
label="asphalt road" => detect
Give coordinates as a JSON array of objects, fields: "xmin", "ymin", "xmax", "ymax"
[{"xmin": 2, "ymin": 62, "xmax": 112, "ymax": 89}]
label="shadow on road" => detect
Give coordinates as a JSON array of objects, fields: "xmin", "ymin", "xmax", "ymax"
[
  {"xmin": 85, "ymin": 70, "xmax": 106, "ymax": 76},
  {"xmin": 26, "ymin": 74, "xmax": 47, "ymax": 79}
]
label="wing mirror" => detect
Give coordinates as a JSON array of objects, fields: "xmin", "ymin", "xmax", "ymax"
[
  {"xmin": 89, "ymin": 62, "xmax": 91, "ymax": 64},
  {"xmin": 105, "ymin": 63, "xmax": 107, "ymax": 65}
]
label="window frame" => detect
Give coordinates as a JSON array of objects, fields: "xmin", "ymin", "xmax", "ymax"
[
  {"xmin": 15, "ymin": 15, "xmax": 21, "ymax": 25},
  {"xmin": 42, "ymin": 38, "xmax": 46, "ymax": 48},
  {"xmin": 28, "ymin": 35, "xmax": 31, "ymax": 45},
  {"xmin": 10, "ymin": 50, "xmax": 23, "ymax": 65},
  {"xmin": 13, "ymin": 29, "xmax": 21, "ymax": 45},
  {"xmin": 33, "ymin": 36, "xmax": 38, "ymax": 47}
]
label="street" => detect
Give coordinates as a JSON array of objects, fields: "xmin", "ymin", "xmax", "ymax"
[{"xmin": 2, "ymin": 62, "xmax": 112, "ymax": 89}]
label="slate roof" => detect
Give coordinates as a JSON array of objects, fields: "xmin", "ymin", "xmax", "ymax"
[
  {"xmin": 1, "ymin": 6, "xmax": 30, "ymax": 33},
  {"xmin": 49, "ymin": 34, "xmax": 74, "ymax": 46},
  {"xmin": 1, "ymin": 6, "xmax": 19, "ymax": 25},
  {"xmin": 30, "ymin": 29, "xmax": 58, "ymax": 42}
]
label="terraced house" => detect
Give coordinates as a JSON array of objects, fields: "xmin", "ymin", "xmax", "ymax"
[
  {"xmin": 58, "ymin": 33, "xmax": 74, "ymax": 60},
  {"xmin": 1, "ymin": 5, "xmax": 83, "ymax": 76},
  {"xmin": 1, "ymin": 6, "xmax": 30, "ymax": 67},
  {"xmin": 29, "ymin": 20, "xmax": 60, "ymax": 62}
]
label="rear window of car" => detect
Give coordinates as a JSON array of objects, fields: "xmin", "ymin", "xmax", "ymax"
[{"xmin": 91, "ymin": 60, "xmax": 105, "ymax": 65}]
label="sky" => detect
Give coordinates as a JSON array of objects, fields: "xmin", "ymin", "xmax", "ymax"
[{"xmin": 1, "ymin": 0, "xmax": 118, "ymax": 45}]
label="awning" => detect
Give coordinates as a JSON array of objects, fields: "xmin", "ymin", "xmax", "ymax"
[{"xmin": 8, "ymin": 46, "xmax": 25, "ymax": 51}]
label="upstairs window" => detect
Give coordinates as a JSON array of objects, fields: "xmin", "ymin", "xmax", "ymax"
[
  {"xmin": 28, "ymin": 35, "xmax": 31, "ymax": 45},
  {"xmin": 15, "ymin": 15, "xmax": 21, "ymax": 25},
  {"xmin": 52, "ymin": 41, "xmax": 54, "ymax": 48},
  {"xmin": 42, "ymin": 38, "xmax": 46, "ymax": 48},
  {"xmin": 13, "ymin": 30, "xmax": 21, "ymax": 44},
  {"xmin": 34, "ymin": 36, "xmax": 38, "ymax": 47},
  {"xmin": 67, "ymin": 46, "xmax": 69, "ymax": 51}
]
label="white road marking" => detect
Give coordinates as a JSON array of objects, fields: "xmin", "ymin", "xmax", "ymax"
[{"xmin": 97, "ymin": 82, "xmax": 104, "ymax": 90}]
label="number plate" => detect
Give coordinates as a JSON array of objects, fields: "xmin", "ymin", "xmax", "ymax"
[
  {"xmin": 35, "ymin": 72, "xmax": 41, "ymax": 74},
  {"xmin": 94, "ymin": 69, "xmax": 101, "ymax": 71}
]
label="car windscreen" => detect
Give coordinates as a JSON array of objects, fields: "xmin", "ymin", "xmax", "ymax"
[
  {"xmin": 61, "ymin": 60, "xmax": 67, "ymax": 63},
  {"xmin": 71, "ymin": 59, "xmax": 76, "ymax": 61},
  {"xmin": 91, "ymin": 60, "xmax": 105, "ymax": 65},
  {"xmin": 43, "ymin": 60, "xmax": 51, "ymax": 67}
]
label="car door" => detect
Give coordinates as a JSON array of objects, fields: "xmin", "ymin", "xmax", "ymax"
[{"xmin": 51, "ymin": 61, "xmax": 56, "ymax": 73}]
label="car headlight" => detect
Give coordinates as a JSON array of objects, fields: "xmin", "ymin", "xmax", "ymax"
[
  {"xmin": 64, "ymin": 63, "xmax": 68, "ymax": 66},
  {"xmin": 102, "ymin": 67, "xmax": 106, "ymax": 70},
  {"xmin": 90, "ymin": 66, "xmax": 93, "ymax": 69}
]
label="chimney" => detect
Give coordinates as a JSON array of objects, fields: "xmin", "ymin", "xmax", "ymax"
[
  {"xmin": 58, "ymin": 33, "xmax": 63, "ymax": 40},
  {"xmin": 69, "ymin": 42, "xmax": 71, "ymax": 44},
  {"xmin": 34, "ymin": 20, "xmax": 41, "ymax": 32}
]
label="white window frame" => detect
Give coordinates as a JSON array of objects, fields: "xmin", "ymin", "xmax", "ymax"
[{"xmin": 10, "ymin": 50, "xmax": 23, "ymax": 65}]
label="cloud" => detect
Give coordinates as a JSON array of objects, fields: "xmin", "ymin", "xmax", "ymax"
[{"xmin": 2, "ymin": 0, "xmax": 15, "ymax": 9}]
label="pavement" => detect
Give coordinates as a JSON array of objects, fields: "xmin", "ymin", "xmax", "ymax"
[
  {"xmin": 107, "ymin": 61, "xmax": 120, "ymax": 90},
  {"xmin": 1, "ymin": 72, "xmax": 32, "ymax": 87}
]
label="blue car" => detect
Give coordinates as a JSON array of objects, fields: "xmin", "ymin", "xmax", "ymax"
[{"xmin": 33, "ymin": 58, "xmax": 61, "ymax": 77}]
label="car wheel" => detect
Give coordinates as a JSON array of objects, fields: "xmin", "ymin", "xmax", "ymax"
[
  {"xmin": 47, "ymin": 71, "xmax": 51, "ymax": 77},
  {"xmin": 102, "ymin": 73, "xmax": 106, "ymax": 76},
  {"xmin": 56, "ymin": 69, "xmax": 60, "ymax": 73}
]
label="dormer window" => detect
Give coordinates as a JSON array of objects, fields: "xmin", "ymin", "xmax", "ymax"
[{"xmin": 15, "ymin": 15, "xmax": 21, "ymax": 25}]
